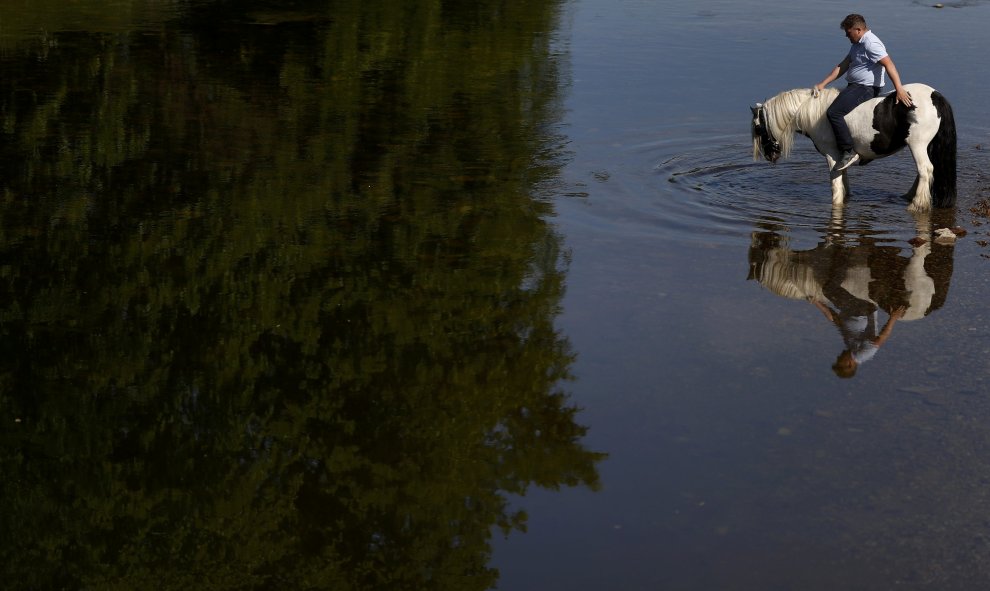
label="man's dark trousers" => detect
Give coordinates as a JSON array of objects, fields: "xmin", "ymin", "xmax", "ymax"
[{"xmin": 827, "ymin": 84, "xmax": 882, "ymax": 151}]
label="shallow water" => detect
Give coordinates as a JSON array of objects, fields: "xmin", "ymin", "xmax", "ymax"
[
  {"xmin": 3, "ymin": 0, "xmax": 990, "ymax": 589},
  {"xmin": 493, "ymin": 0, "xmax": 990, "ymax": 589}
]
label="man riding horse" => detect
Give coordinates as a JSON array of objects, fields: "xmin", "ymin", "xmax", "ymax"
[{"xmin": 813, "ymin": 14, "xmax": 914, "ymax": 172}]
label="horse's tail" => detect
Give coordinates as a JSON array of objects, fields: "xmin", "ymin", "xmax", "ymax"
[{"xmin": 929, "ymin": 91, "xmax": 956, "ymax": 208}]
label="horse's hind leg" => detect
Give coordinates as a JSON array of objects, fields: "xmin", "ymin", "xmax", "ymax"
[{"xmin": 906, "ymin": 141, "xmax": 934, "ymax": 212}]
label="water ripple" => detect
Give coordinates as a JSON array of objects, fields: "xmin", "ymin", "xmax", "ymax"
[{"xmin": 562, "ymin": 128, "xmax": 980, "ymax": 249}]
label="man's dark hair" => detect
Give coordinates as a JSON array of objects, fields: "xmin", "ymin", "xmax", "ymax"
[{"xmin": 840, "ymin": 14, "xmax": 867, "ymax": 30}]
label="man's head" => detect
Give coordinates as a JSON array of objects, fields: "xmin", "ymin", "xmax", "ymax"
[
  {"xmin": 840, "ymin": 14, "xmax": 869, "ymax": 44},
  {"xmin": 832, "ymin": 350, "xmax": 858, "ymax": 378}
]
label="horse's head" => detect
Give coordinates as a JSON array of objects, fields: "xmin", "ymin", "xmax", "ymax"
[{"xmin": 751, "ymin": 103, "xmax": 782, "ymax": 163}]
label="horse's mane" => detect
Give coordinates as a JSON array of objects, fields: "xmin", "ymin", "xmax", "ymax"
[
  {"xmin": 750, "ymin": 246, "xmax": 826, "ymax": 301},
  {"xmin": 760, "ymin": 88, "xmax": 838, "ymax": 160}
]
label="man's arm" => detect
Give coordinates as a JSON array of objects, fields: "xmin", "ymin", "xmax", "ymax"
[
  {"xmin": 810, "ymin": 298, "xmax": 837, "ymax": 324},
  {"xmin": 873, "ymin": 306, "xmax": 906, "ymax": 346},
  {"xmin": 814, "ymin": 56, "xmax": 851, "ymax": 93},
  {"xmin": 877, "ymin": 56, "xmax": 913, "ymax": 107}
]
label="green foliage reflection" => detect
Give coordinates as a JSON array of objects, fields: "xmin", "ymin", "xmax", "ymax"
[{"xmin": 0, "ymin": 1, "xmax": 602, "ymax": 588}]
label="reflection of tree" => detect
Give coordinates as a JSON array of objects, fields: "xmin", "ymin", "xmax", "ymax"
[
  {"xmin": 0, "ymin": 1, "xmax": 602, "ymax": 589},
  {"xmin": 747, "ymin": 219, "xmax": 955, "ymax": 375}
]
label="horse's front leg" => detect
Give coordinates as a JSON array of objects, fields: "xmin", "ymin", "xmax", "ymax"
[
  {"xmin": 906, "ymin": 143, "xmax": 934, "ymax": 213},
  {"xmin": 826, "ymin": 155, "xmax": 848, "ymax": 206}
]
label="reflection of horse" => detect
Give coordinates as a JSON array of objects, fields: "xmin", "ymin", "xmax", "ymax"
[
  {"xmin": 750, "ymin": 83, "xmax": 956, "ymax": 212},
  {"xmin": 747, "ymin": 222, "xmax": 955, "ymax": 377}
]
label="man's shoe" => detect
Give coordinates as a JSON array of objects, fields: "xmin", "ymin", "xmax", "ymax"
[{"xmin": 833, "ymin": 150, "xmax": 860, "ymax": 172}]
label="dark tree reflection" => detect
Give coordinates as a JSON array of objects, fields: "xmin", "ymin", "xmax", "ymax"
[{"xmin": 0, "ymin": 1, "xmax": 602, "ymax": 589}]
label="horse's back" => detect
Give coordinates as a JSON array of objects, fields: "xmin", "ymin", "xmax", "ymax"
[
  {"xmin": 847, "ymin": 83, "xmax": 948, "ymax": 159},
  {"xmin": 856, "ymin": 83, "xmax": 937, "ymax": 112}
]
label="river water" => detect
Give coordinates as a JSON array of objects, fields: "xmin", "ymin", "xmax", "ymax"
[
  {"xmin": 494, "ymin": 0, "xmax": 990, "ymax": 589},
  {"xmin": 2, "ymin": 0, "xmax": 990, "ymax": 589}
]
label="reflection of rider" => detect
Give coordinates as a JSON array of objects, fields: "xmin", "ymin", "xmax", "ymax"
[
  {"xmin": 813, "ymin": 245, "xmax": 905, "ymax": 378},
  {"xmin": 812, "ymin": 246, "xmax": 905, "ymax": 378},
  {"xmin": 811, "ymin": 295, "xmax": 905, "ymax": 378}
]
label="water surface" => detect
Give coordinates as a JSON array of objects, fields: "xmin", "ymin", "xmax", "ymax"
[
  {"xmin": 3, "ymin": 0, "xmax": 990, "ymax": 589},
  {"xmin": 494, "ymin": 0, "xmax": 990, "ymax": 589}
]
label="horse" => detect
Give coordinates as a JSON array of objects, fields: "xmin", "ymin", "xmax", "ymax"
[{"xmin": 750, "ymin": 83, "xmax": 956, "ymax": 212}]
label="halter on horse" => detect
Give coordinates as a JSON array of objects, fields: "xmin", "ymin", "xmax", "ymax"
[{"xmin": 752, "ymin": 104, "xmax": 782, "ymax": 163}]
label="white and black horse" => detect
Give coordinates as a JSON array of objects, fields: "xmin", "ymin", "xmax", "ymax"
[{"xmin": 751, "ymin": 83, "xmax": 956, "ymax": 212}]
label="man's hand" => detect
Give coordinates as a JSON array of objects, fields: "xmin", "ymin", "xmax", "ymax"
[{"xmin": 895, "ymin": 88, "xmax": 914, "ymax": 108}]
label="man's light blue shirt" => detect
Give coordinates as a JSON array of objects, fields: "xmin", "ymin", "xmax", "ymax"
[{"xmin": 845, "ymin": 30, "xmax": 887, "ymax": 87}]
